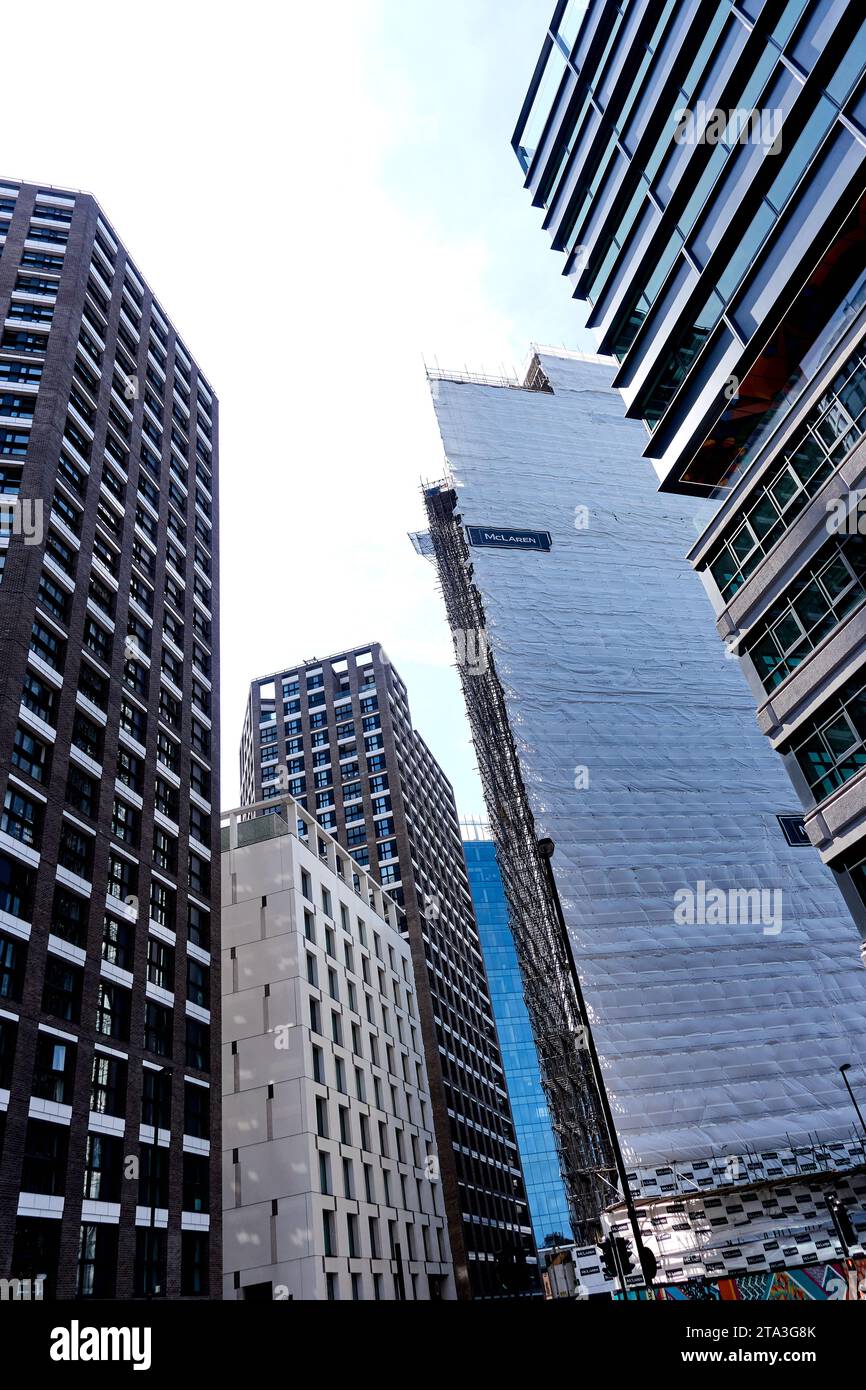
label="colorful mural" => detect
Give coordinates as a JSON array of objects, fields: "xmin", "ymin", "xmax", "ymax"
[{"xmin": 615, "ymin": 1260, "xmax": 866, "ymax": 1301}]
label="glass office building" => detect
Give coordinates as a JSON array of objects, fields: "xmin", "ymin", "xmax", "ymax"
[
  {"xmin": 462, "ymin": 823, "xmax": 571, "ymax": 1247},
  {"xmin": 512, "ymin": 1, "xmax": 866, "ymax": 947}
]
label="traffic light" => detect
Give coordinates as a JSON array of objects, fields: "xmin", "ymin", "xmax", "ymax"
[
  {"xmin": 599, "ymin": 1235, "xmax": 635, "ymax": 1280},
  {"xmin": 599, "ymin": 1237, "xmax": 618, "ymax": 1280},
  {"xmin": 615, "ymin": 1236, "xmax": 635, "ymax": 1275}
]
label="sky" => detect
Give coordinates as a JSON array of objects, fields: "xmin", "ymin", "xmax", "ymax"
[{"xmin": 6, "ymin": 0, "xmax": 592, "ymax": 813}]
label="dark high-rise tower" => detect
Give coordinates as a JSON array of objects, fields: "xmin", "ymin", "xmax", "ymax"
[
  {"xmin": 0, "ymin": 179, "xmax": 219, "ymax": 1299},
  {"xmin": 240, "ymin": 644, "xmax": 536, "ymax": 1298}
]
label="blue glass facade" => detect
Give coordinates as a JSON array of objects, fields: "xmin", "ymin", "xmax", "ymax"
[{"xmin": 463, "ymin": 834, "xmax": 572, "ymax": 1246}]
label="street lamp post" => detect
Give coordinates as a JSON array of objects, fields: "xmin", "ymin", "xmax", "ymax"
[{"xmin": 840, "ymin": 1063, "xmax": 866, "ymax": 1143}]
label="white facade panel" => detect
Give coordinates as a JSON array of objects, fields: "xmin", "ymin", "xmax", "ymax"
[
  {"xmin": 221, "ymin": 798, "xmax": 456, "ymax": 1300},
  {"xmin": 430, "ymin": 351, "xmax": 866, "ymax": 1172}
]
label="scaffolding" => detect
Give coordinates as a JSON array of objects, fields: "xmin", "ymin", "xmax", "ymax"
[{"xmin": 424, "ymin": 479, "xmax": 615, "ymax": 1243}]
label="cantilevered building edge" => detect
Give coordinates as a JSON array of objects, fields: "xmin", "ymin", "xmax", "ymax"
[
  {"xmin": 510, "ymin": 2, "xmax": 866, "ymax": 938},
  {"xmin": 421, "ymin": 349, "xmax": 866, "ymax": 1288}
]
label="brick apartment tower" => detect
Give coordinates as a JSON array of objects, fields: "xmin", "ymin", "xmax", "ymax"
[
  {"xmin": 0, "ymin": 180, "xmax": 219, "ymax": 1298},
  {"xmin": 241, "ymin": 645, "xmax": 535, "ymax": 1298}
]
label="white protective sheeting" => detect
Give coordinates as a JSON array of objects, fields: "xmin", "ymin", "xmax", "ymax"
[{"xmin": 431, "ymin": 350, "xmax": 866, "ymax": 1170}]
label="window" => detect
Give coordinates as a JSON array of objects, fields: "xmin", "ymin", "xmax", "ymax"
[
  {"xmin": 95, "ymin": 981, "xmax": 131, "ymax": 1040},
  {"xmin": 107, "ymin": 853, "xmax": 137, "ymax": 904},
  {"xmin": 147, "ymin": 937, "xmax": 175, "ymax": 991},
  {"xmin": 747, "ymin": 533, "xmax": 866, "ymax": 691},
  {"xmin": 11, "ymin": 725, "xmax": 50, "ymax": 783},
  {"xmin": 139, "ymin": 1143, "xmax": 170, "ymax": 1211},
  {"xmin": 181, "ymin": 1232, "xmax": 208, "ymax": 1297},
  {"xmin": 0, "ymin": 1016, "xmax": 17, "ymax": 1089},
  {"xmin": 144, "ymin": 1001, "xmax": 173, "ymax": 1057},
  {"xmin": 65, "ymin": 764, "xmax": 98, "ymax": 819},
  {"xmin": 184, "ymin": 1082, "xmax": 209, "ymax": 1139},
  {"xmin": 77, "ymin": 1224, "xmax": 118, "ymax": 1300},
  {"xmin": 134, "ymin": 1227, "xmax": 167, "ymax": 1298},
  {"xmin": 301, "ymin": 869, "xmax": 312, "ymax": 901},
  {"xmin": 1, "ymin": 789, "xmax": 41, "ymax": 850},
  {"xmin": 116, "ymin": 747, "xmax": 144, "ymax": 795},
  {"xmin": 0, "ymin": 929, "xmax": 27, "ymax": 1001},
  {"xmin": 72, "ymin": 709, "xmax": 102, "ymax": 762},
  {"xmin": 187, "ymin": 958, "xmax": 209, "ymax": 1009},
  {"xmin": 90, "ymin": 1052, "xmax": 127, "ymax": 1118},
  {"xmin": 186, "ymin": 1018, "xmax": 209, "ymax": 1070},
  {"xmin": 188, "ymin": 903, "xmax": 210, "ymax": 950},
  {"xmin": 141, "ymin": 1067, "xmax": 171, "ymax": 1129},
  {"xmin": 150, "ymin": 879, "xmax": 176, "ymax": 931},
  {"xmin": 111, "ymin": 798, "xmax": 139, "ymax": 847},
  {"xmin": 79, "ymin": 661, "xmax": 108, "ymax": 712},
  {"xmin": 22, "ymin": 671, "xmax": 57, "ymax": 725},
  {"xmin": 41, "ymin": 956, "xmax": 82, "ymax": 1022},
  {"xmin": 189, "ymin": 853, "xmax": 209, "ymax": 898},
  {"xmin": 323, "ymin": 1209, "xmax": 336, "ymax": 1258},
  {"xmin": 319, "ymin": 1149, "xmax": 332, "ymax": 1194},
  {"xmin": 32, "ymin": 1033, "xmax": 75, "ymax": 1105},
  {"xmin": 182, "ymin": 1153, "xmax": 209, "ymax": 1214},
  {"xmin": 83, "ymin": 1133, "xmax": 123, "ymax": 1201},
  {"xmin": 153, "ymin": 828, "xmax": 177, "ymax": 874},
  {"xmin": 22, "ymin": 1119, "xmax": 69, "ymax": 1195},
  {"xmin": 316, "ymin": 1095, "xmax": 328, "ymax": 1138}
]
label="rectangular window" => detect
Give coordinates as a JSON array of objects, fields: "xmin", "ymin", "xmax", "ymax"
[
  {"xmin": 32, "ymin": 1034, "xmax": 75, "ymax": 1104},
  {"xmin": 184, "ymin": 1082, "xmax": 209, "ymax": 1139},
  {"xmin": 0, "ymin": 929, "xmax": 27, "ymax": 1002},
  {"xmin": 186, "ymin": 1018, "xmax": 209, "ymax": 1071},
  {"xmin": 90, "ymin": 1052, "xmax": 127, "ymax": 1118},
  {"xmin": 41, "ymin": 957, "xmax": 83, "ymax": 1022},
  {"xmin": 144, "ymin": 1001, "xmax": 173, "ymax": 1058},
  {"xmin": 22, "ymin": 1119, "xmax": 69, "ymax": 1195},
  {"xmin": 83, "ymin": 1133, "xmax": 123, "ymax": 1201},
  {"xmin": 95, "ymin": 982, "xmax": 131, "ymax": 1041}
]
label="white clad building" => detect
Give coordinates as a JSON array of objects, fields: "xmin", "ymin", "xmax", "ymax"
[
  {"xmin": 420, "ymin": 349, "xmax": 866, "ymax": 1291},
  {"xmin": 221, "ymin": 795, "xmax": 455, "ymax": 1301}
]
